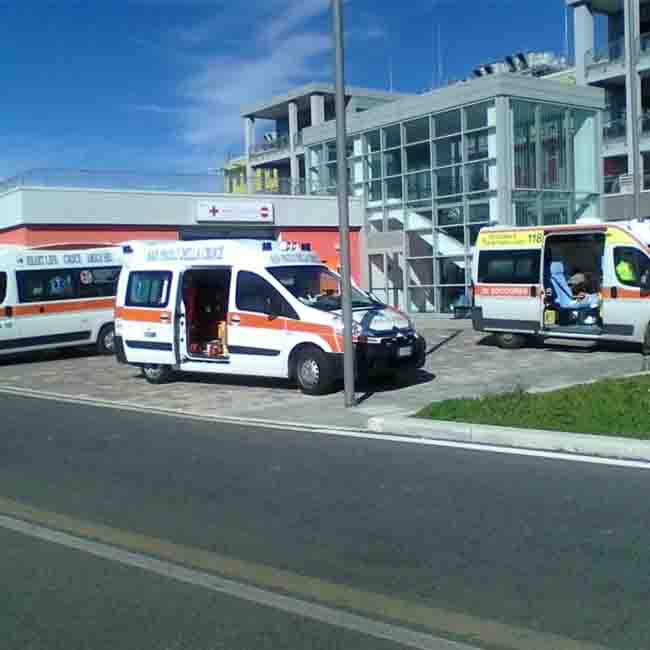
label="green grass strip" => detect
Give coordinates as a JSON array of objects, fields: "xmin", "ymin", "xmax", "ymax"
[{"xmin": 417, "ymin": 375, "xmax": 650, "ymax": 439}]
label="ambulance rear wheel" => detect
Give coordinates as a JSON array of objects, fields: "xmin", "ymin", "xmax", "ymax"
[
  {"xmin": 296, "ymin": 347, "xmax": 334, "ymax": 395},
  {"xmin": 97, "ymin": 324, "xmax": 115, "ymax": 355},
  {"xmin": 141, "ymin": 364, "xmax": 173, "ymax": 384},
  {"xmin": 495, "ymin": 332, "xmax": 527, "ymax": 350}
]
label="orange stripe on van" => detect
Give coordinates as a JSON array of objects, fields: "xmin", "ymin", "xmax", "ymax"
[
  {"xmin": 601, "ymin": 287, "xmax": 650, "ymax": 300},
  {"xmin": 229, "ymin": 312, "xmax": 341, "ymax": 352},
  {"xmin": 115, "ymin": 307, "xmax": 172, "ymax": 323},
  {"xmin": 12, "ymin": 298, "xmax": 115, "ymax": 317},
  {"xmin": 475, "ymin": 285, "xmax": 537, "ymax": 298}
]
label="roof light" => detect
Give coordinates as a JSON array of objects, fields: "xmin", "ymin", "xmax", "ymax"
[
  {"xmin": 122, "ymin": 245, "xmax": 133, "ymax": 254},
  {"xmin": 301, "ymin": 243, "xmax": 311, "ymax": 251},
  {"xmin": 262, "ymin": 242, "xmax": 273, "ymax": 251}
]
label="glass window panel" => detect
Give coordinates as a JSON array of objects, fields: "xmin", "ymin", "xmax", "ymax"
[
  {"xmin": 468, "ymin": 225, "xmax": 484, "ymax": 247},
  {"xmin": 383, "ymin": 149, "xmax": 402, "ymax": 176},
  {"xmin": 386, "ymin": 206, "xmax": 405, "ymax": 231},
  {"xmin": 435, "ymin": 136, "xmax": 462, "ymax": 166},
  {"xmin": 466, "ymin": 130, "xmax": 490, "ymax": 161},
  {"xmin": 467, "ymin": 161, "xmax": 490, "ymax": 192},
  {"xmin": 439, "ymin": 286, "xmax": 469, "ymax": 314},
  {"xmin": 407, "ymin": 231, "xmax": 434, "ymax": 257},
  {"xmin": 513, "ymin": 100, "xmax": 537, "ymax": 189},
  {"xmin": 348, "ymin": 157, "xmax": 364, "ymax": 184},
  {"xmin": 406, "ymin": 142, "xmax": 431, "ymax": 172},
  {"xmin": 408, "ymin": 258, "xmax": 434, "ymax": 286},
  {"xmin": 325, "ymin": 162, "xmax": 337, "ymax": 186},
  {"xmin": 308, "ymin": 146, "xmax": 323, "ymax": 167},
  {"xmin": 365, "ymin": 130, "xmax": 381, "ymax": 152},
  {"xmin": 367, "ymin": 208, "xmax": 384, "ymax": 232},
  {"xmin": 369, "ymin": 255, "xmax": 386, "ymax": 290},
  {"xmin": 465, "ymin": 102, "xmax": 491, "ymax": 130},
  {"xmin": 436, "ymin": 166, "xmax": 463, "ymax": 196},
  {"xmin": 326, "ymin": 141, "xmax": 337, "ymax": 162},
  {"xmin": 406, "ymin": 171, "xmax": 432, "ymax": 201},
  {"xmin": 406, "ymin": 203, "xmax": 433, "ymax": 231},
  {"xmin": 383, "ymin": 124, "xmax": 401, "ymax": 149},
  {"xmin": 469, "ymin": 202, "xmax": 490, "ymax": 223},
  {"xmin": 573, "ymin": 109, "xmax": 597, "ymax": 193},
  {"xmin": 438, "ymin": 257, "xmax": 466, "ymax": 285},
  {"xmin": 435, "ymin": 110, "xmax": 461, "ymax": 137},
  {"xmin": 540, "ymin": 103, "xmax": 567, "ymax": 189},
  {"xmin": 367, "ymin": 153, "xmax": 382, "ymax": 180},
  {"xmin": 367, "ymin": 180, "xmax": 382, "ymax": 203},
  {"xmin": 514, "ymin": 199, "xmax": 539, "ymax": 227},
  {"xmin": 436, "ymin": 225, "xmax": 465, "ymax": 256},
  {"xmin": 405, "ymin": 117, "xmax": 430, "ymax": 143},
  {"xmin": 438, "ymin": 205, "xmax": 463, "ymax": 226},
  {"xmin": 385, "ymin": 176, "xmax": 403, "ymax": 201},
  {"xmin": 408, "ymin": 287, "xmax": 436, "ymax": 313}
]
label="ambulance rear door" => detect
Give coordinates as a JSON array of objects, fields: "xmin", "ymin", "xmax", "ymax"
[
  {"xmin": 118, "ymin": 268, "xmax": 178, "ymax": 366},
  {"xmin": 473, "ymin": 230, "xmax": 544, "ymax": 334}
]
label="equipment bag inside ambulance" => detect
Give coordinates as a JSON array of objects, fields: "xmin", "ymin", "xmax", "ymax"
[{"xmin": 472, "ymin": 223, "xmax": 650, "ymax": 354}]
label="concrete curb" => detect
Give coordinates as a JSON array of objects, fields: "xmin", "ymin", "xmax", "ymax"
[{"xmin": 367, "ymin": 416, "xmax": 650, "ymax": 463}]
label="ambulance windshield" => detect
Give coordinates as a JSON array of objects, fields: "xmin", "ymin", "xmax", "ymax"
[{"xmin": 268, "ymin": 265, "xmax": 377, "ymax": 312}]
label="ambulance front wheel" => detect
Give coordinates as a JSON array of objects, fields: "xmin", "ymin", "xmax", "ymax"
[
  {"xmin": 295, "ymin": 347, "xmax": 335, "ymax": 395},
  {"xmin": 495, "ymin": 332, "xmax": 528, "ymax": 350},
  {"xmin": 141, "ymin": 364, "xmax": 174, "ymax": 384}
]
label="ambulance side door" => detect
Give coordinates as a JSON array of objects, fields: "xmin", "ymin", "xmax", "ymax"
[
  {"xmin": 118, "ymin": 269, "xmax": 178, "ymax": 365},
  {"xmin": 227, "ymin": 270, "xmax": 293, "ymax": 377},
  {"xmin": 601, "ymin": 245, "xmax": 650, "ymax": 340}
]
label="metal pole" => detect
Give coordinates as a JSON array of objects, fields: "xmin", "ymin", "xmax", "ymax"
[
  {"xmin": 332, "ymin": 0, "xmax": 355, "ymax": 407},
  {"xmin": 624, "ymin": 0, "xmax": 641, "ymax": 218}
]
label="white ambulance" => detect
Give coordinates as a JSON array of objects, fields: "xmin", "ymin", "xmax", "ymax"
[
  {"xmin": 472, "ymin": 219, "xmax": 650, "ymax": 353},
  {"xmin": 0, "ymin": 245, "xmax": 122, "ymax": 356},
  {"xmin": 114, "ymin": 240, "xmax": 425, "ymax": 394}
]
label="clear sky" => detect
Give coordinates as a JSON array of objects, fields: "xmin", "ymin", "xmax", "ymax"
[{"xmin": 0, "ymin": 0, "xmax": 572, "ymax": 178}]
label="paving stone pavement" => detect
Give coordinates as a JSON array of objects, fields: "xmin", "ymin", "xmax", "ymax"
[{"xmin": 0, "ymin": 327, "xmax": 647, "ymax": 429}]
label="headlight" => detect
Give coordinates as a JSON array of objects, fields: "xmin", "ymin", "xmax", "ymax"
[{"xmin": 333, "ymin": 316, "xmax": 362, "ymax": 337}]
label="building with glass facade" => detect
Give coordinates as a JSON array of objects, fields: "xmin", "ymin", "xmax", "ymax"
[{"xmin": 302, "ymin": 74, "xmax": 605, "ymax": 314}]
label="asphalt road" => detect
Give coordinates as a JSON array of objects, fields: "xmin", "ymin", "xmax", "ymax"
[{"xmin": 2, "ymin": 393, "xmax": 650, "ymax": 649}]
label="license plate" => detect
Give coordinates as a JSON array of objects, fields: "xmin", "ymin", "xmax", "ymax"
[{"xmin": 397, "ymin": 345, "xmax": 412, "ymax": 358}]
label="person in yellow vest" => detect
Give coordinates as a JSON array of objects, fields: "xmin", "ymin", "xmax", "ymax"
[{"xmin": 616, "ymin": 253, "xmax": 637, "ymax": 284}]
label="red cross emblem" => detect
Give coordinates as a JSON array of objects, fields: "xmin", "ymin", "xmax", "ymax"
[{"xmin": 209, "ymin": 206, "xmax": 219, "ymax": 217}]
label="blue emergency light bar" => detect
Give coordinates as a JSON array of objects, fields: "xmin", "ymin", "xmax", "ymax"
[{"xmin": 262, "ymin": 242, "xmax": 273, "ymax": 251}]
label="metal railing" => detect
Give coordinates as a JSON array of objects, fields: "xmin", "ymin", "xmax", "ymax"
[
  {"xmin": 585, "ymin": 37, "xmax": 625, "ymax": 67},
  {"xmin": 249, "ymin": 134, "xmax": 291, "ymax": 156},
  {"xmin": 0, "ymin": 168, "xmax": 227, "ymax": 195},
  {"xmin": 604, "ymin": 175, "xmax": 622, "ymax": 194}
]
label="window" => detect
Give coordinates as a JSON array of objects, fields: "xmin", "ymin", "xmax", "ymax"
[
  {"xmin": 466, "ymin": 131, "xmax": 489, "ymax": 161},
  {"xmin": 78, "ymin": 267, "xmax": 121, "ymax": 298},
  {"xmin": 436, "ymin": 136, "xmax": 462, "ymax": 166},
  {"xmin": 614, "ymin": 247, "xmax": 650, "ymax": 288},
  {"xmin": 365, "ymin": 130, "xmax": 381, "ymax": 152},
  {"xmin": 0, "ymin": 272, "xmax": 6, "ymax": 304},
  {"xmin": 17, "ymin": 269, "xmax": 76, "ymax": 303},
  {"xmin": 435, "ymin": 110, "xmax": 461, "ymax": 137},
  {"xmin": 478, "ymin": 250, "xmax": 541, "ymax": 284},
  {"xmin": 383, "ymin": 149, "xmax": 402, "ymax": 176},
  {"xmin": 406, "ymin": 142, "xmax": 431, "ymax": 172},
  {"xmin": 236, "ymin": 271, "xmax": 297, "ymax": 318},
  {"xmin": 383, "ymin": 124, "xmax": 401, "ymax": 149},
  {"xmin": 405, "ymin": 117, "xmax": 430, "ymax": 143},
  {"xmin": 465, "ymin": 102, "xmax": 490, "ymax": 130},
  {"xmin": 126, "ymin": 271, "xmax": 172, "ymax": 308}
]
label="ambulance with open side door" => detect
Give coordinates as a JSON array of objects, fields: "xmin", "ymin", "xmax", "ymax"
[
  {"xmin": 0, "ymin": 245, "xmax": 122, "ymax": 356},
  {"xmin": 114, "ymin": 240, "xmax": 426, "ymax": 394},
  {"xmin": 472, "ymin": 219, "xmax": 650, "ymax": 353}
]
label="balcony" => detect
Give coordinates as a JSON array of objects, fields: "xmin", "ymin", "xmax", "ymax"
[
  {"xmin": 248, "ymin": 133, "xmax": 304, "ymax": 161},
  {"xmin": 585, "ymin": 38, "xmax": 626, "ymax": 82}
]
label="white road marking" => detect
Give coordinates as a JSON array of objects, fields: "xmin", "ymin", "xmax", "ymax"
[
  {"xmin": 1, "ymin": 384, "xmax": 649, "ymax": 471},
  {"xmin": 0, "ymin": 513, "xmax": 477, "ymax": 650}
]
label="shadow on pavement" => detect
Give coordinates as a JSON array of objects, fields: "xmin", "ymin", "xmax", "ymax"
[
  {"xmin": 425, "ymin": 330, "xmax": 463, "ymax": 357},
  {"xmin": 354, "ymin": 368, "xmax": 436, "ymax": 406},
  {"xmin": 0, "ymin": 347, "xmax": 97, "ymax": 367},
  {"xmin": 476, "ymin": 333, "xmax": 643, "ymax": 356}
]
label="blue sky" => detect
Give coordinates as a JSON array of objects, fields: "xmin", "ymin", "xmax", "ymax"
[{"xmin": 1, "ymin": 0, "xmax": 571, "ymax": 178}]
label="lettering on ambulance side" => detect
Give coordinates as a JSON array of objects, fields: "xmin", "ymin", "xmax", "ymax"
[
  {"xmin": 477, "ymin": 229, "xmax": 544, "ymax": 249},
  {"xmin": 474, "ymin": 286, "xmax": 536, "ymax": 298}
]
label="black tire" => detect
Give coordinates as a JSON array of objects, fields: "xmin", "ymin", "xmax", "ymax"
[
  {"xmin": 495, "ymin": 332, "xmax": 528, "ymax": 350},
  {"xmin": 643, "ymin": 324, "xmax": 650, "ymax": 356},
  {"xmin": 295, "ymin": 347, "xmax": 334, "ymax": 395},
  {"xmin": 141, "ymin": 364, "xmax": 173, "ymax": 384},
  {"xmin": 96, "ymin": 323, "xmax": 115, "ymax": 355}
]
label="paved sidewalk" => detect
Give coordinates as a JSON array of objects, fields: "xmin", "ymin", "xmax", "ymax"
[{"xmin": 0, "ymin": 327, "xmax": 646, "ymax": 429}]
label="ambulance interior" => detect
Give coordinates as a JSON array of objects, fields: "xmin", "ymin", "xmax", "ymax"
[
  {"xmin": 543, "ymin": 233, "xmax": 605, "ymax": 328},
  {"xmin": 182, "ymin": 269, "xmax": 231, "ymax": 358}
]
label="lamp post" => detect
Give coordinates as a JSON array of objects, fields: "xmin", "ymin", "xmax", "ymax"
[{"xmin": 331, "ymin": 0, "xmax": 355, "ymax": 407}]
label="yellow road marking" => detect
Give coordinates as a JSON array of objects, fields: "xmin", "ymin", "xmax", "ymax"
[{"xmin": 0, "ymin": 496, "xmax": 607, "ymax": 650}]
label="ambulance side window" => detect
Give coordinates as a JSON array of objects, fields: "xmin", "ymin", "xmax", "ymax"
[
  {"xmin": 478, "ymin": 250, "xmax": 541, "ymax": 284},
  {"xmin": 126, "ymin": 271, "xmax": 172, "ymax": 307},
  {"xmin": 236, "ymin": 271, "xmax": 298, "ymax": 319},
  {"xmin": 0, "ymin": 272, "xmax": 6, "ymax": 304},
  {"xmin": 614, "ymin": 247, "xmax": 650, "ymax": 288}
]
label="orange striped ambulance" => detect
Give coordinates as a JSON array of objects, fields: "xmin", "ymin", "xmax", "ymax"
[
  {"xmin": 472, "ymin": 220, "xmax": 650, "ymax": 353},
  {"xmin": 114, "ymin": 240, "xmax": 425, "ymax": 394},
  {"xmin": 0, "ymin": 245, "xmax": 122, "ymax": 356}
]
